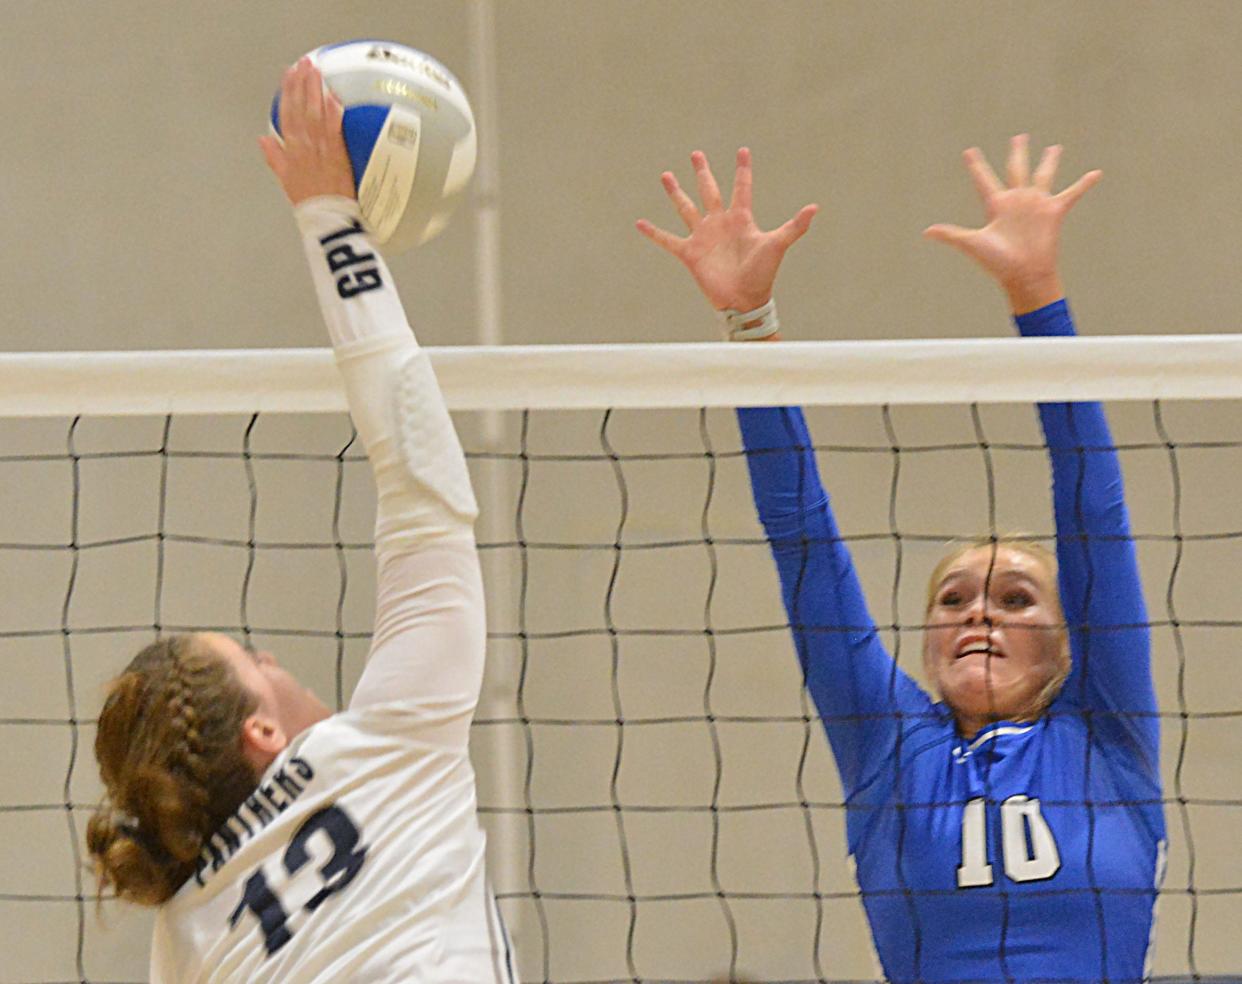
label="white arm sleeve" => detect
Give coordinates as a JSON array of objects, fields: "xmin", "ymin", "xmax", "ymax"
[{"xmin": 293, "ymin": 197, "xmax": 484, "ymax": 721}]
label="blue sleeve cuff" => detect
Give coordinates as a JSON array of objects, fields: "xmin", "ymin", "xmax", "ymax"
[{"xmin": 1013, "ymin": 297, "xmax": 1075, "ymax": 338}]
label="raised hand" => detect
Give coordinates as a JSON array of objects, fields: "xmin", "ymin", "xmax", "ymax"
[
  {"xmin": 924, "ymin": 134, "xmax": 1101, "ymax": 314},
  {"xmin": 259, "ymin": 58, "xmax": 356, "ymax": 206},
  {"xmin": 637, "ymin": 148, "xmax": 818, "ymax": 316}
]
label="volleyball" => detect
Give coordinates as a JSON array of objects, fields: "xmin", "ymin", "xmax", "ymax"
[{"xmin": 270, "ymin": 40, "xmax": 477, "ymax": 253}]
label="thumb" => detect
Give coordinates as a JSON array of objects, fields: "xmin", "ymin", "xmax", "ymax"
[
  {"xmin": 923, "ymin": 223, "xmax": 975, "ymax": 251},
  {"xmin": 773, "ymin": 203, "xmax": 819, "ymax": 249}
]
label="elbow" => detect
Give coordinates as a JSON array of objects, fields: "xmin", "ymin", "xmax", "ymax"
[{"xmin": 756, "ymin": 494, "xmax": 831, "ymax": 535}]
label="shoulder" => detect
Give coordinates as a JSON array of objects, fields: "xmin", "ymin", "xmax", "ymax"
[
  {"xmin": 296, "ymin": 699, "xmax": 477, "ymax": 762},
  {"xmin": 852, "ymin": 708, "xmax": 956, "ymax": 796}
]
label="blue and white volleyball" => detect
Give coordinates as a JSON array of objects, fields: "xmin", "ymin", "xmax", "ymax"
[{"xmin": 271, "ymin": 40, "xmax": 477, "ymax": 253}]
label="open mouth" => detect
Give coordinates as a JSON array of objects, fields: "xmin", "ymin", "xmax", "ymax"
[{"xmin": 955, "ymin": 641, "xmax": 1004, "ymax": 660}]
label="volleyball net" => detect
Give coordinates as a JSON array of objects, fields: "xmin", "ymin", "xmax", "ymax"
[{"xmin": 2, "ymin": 339, "xmax": 1241, "ymax": 983}]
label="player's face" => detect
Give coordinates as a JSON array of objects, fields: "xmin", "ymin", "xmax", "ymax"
[
  {"xmin": 922, "ymin": 546, "xmax": 1067, "ymax": 737},
  {"xmin": 202, "ymin": 632, "xmax": 332, "ymax": 752}
]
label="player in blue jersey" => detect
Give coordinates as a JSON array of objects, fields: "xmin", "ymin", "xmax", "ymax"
[{"xmin": 638, "ymin": 136, "xmax": 1166, "ymax": 982}]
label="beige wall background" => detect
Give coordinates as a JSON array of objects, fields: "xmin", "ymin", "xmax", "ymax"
[{"xmin": 3, "ymin": 1, "xmax": 1242, "ymax": 981}]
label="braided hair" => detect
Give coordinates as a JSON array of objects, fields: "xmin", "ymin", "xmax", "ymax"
[{"xmin": 86, "ymin": 634, "xmax": 260, "ymax": 905}]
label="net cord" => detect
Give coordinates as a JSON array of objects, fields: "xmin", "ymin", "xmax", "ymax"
[{"xmin": 6, "ymin": 336, "xmax": 1242, "ymax": 416}]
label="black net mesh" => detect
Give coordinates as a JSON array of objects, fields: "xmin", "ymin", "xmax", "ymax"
[{"xmin": 1, "ymin": 401, "xmax": 1241, "ymax": 982}]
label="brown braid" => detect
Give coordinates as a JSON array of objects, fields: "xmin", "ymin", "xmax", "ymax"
[{"xmin": 86, "ymin": 634, "xmax": 261, "ymax": 905}]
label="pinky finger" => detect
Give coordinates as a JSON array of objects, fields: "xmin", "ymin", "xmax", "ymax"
[
  {"xmin": 1055, "ymin": 169, "xmax": 1103, "ymax": 210},
  {"xmin": 636, "ymin": 219, "xmax": 685, "ymax": 256}
]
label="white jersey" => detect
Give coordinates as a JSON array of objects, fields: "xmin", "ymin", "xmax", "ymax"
[{"xmin": 150, "ymin": 198, "xmax": 514, "ymax": 983}]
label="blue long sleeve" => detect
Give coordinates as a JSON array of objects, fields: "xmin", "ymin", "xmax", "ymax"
[
  {"xmin": 738, "ymin": 299, "xmax": 1157, "ymax": 797},
  {"xmin": 736, "ymin": 406, "xmax": 935, "ymax": 807},
  {"xmin": 1016, "ymin": 300, "xmax": 1158, "ymax": 777},
  {"xmin": 739, "ymin": 304, "xmax": 1164, "ymax": 980}
]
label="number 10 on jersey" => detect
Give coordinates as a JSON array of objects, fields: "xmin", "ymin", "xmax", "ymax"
[{"xmin": 957, "ymin": 795, "xmax": 1061, "ymax": 888}]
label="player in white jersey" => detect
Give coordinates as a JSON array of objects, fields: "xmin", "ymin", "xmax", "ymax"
[{"xmin": 85, "ymin": 58, "xmax": 515, "ymax": 983}]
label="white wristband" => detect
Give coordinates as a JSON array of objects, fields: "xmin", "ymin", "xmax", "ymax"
[{"xmin": 718, "ymin": 298, "xmax": 780, "ymax": 341}]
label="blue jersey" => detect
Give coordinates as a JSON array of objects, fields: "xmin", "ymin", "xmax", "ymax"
[{"xmin": 738, "ymin": 300, "xmax": 1166, "ymax": 983}]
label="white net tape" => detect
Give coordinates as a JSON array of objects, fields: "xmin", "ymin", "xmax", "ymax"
[{"xmin": 5, "ymin": 336, "xmax": 1242, "ymax": 416}]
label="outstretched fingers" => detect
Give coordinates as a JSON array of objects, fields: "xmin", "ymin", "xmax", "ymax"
[
  {"xmin": 963, "ymin": 147, "xmax": 1003, "ymax": 205},
  {"xmin": 661, "ymin": 172, "xmax": 701, "ymax": 231},
  {"xmin": 1032, "ymin": 144, "xmax": 1062, "ymax": 192},
  {"xmin": 730, "ymin": 147, "xmax": 753, "ymax": 213},
  {"xmin": 691, "ymin": 150, "xmax": 725, "ymax": 213},
  {"xmin": 635, "ymin": 218, "xmax": 685, "ymax": 257},
  {"xmin": 1006, "ymin": 133, "xmax": 1031, "ymax": 187}
]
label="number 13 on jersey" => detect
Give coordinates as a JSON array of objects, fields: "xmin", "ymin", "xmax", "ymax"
[
  {"xmin": 957, "ymin": 795, "xmax": 1061, "ymax": 888},
  {"xmin": 229, "ymin": 804, "xmax": 369, "ymax": 955}
]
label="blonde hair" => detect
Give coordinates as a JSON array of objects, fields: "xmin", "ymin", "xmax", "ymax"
[
  {"xmin": 924, "ymin": 535, "xmax": 1071, "ymax": 721},
  {"xmin": 86, "ymin": 634, "xmax": 259, "ymax": 905}
]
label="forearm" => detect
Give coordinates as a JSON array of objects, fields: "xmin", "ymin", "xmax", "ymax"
[
  {"xmin": 1016, "ymin": 300, "xmax": 1129, "ymax": 532},
  {"xmin": 737, "ymin": 406, "xmax": 877, "ymax": 632},
  {"xmin": 294, "ymin": 196, "xmax": 412, "ymax": 349},
  {"xmin": 738, "ymin": 409, "xmax": 928, "ymax": 795},
  {"xmin": 1021, "ymin": 301, "xmax": 1154, "ymax": 752},
  {"xmin": 736, "ymin": 406, "xmax": 827, "ymax": 521},
  {"xmin": 294, "ymin": 198, "xmax": 485, "ymax": 716},
  {"xmin": 295, "ymin": 196, "xmax": 478, "ymax": 554}
]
